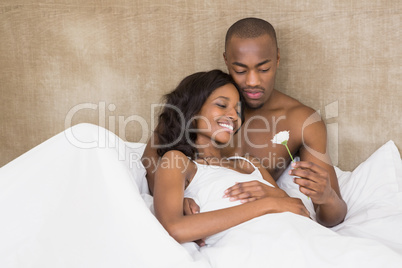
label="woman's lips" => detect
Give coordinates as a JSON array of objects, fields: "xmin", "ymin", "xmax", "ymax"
[{"xmin": 218, "ymin": 122, "xmax": 234, "ymax": 132}]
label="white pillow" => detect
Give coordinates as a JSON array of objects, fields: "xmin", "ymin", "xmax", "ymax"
[
  {"xmin": 335, "ymin": 140, "xmax": 402, "ymax": 220},
  {"xmin": 123, "ymin": 142, "xmax": 149, "ymax": 195},
  {"xmin": 124, "ymin": 142, "xmax": 156, "ymax": 213},
  {"xmin": 331, "ymin": 140, "xmax": 402, "ymax": 253}
]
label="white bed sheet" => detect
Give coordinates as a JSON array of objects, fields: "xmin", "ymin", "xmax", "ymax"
[{"xmin": 0, "ymin": 123, "xmax": 401, "ymax": 267}]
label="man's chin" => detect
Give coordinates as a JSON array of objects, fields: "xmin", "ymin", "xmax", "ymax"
[{"xmin": 245, "ymin": 101, "xmax": 264, "ymax": 110}]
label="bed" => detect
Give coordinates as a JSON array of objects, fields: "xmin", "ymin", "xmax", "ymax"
[
  {"xmin": 0, "ymin": 124, "xmax": 401, "ymax": 267},
  {"xmin": 1, "ymin": 1, "xmax": 401, "ymax": 267}
]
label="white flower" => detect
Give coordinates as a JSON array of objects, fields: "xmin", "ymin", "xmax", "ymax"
[
  {"xmin": 271, "ymin": 130, "xmax": 307, "ymax": 199},
  {"xmin": 271, "ymin": 131, "xmax": 290, "ymax": 145}
]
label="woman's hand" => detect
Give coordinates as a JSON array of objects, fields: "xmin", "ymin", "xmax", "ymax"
[
  {"xmin": 183, "ymin": 198, "xmax": 206, "ymax": 247},
  {"xmin": 223, "ymin": 180, "xmax": 288, "ymax": 203},
  {"xmin": 272, "ymin": 196, "xmax": 311, "ymax": 218}
]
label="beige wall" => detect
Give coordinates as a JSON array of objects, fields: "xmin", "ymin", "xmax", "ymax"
[{"xmin": 1, "ymin": 0, "xmax": 401, "ymax": 170}]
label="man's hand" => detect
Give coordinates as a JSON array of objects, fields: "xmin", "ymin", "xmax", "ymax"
[
  {"xmin": 183, "ymin": 198, "xmax": 205, "ymax": 247},
  {"xmin": 183, "ymin": 198, "xmax": 200, "ymax": 215},
  {"xmin": 223, "ymin": 180, "xmax": 288, "ymax": 203},
  {"xmin": 289, "ymin": 161, "xmax": 334, "ymax": 205}
]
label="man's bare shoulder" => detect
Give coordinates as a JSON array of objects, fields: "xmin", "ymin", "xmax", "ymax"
[{"xmin": 272, "ymin": 90, "xmax": 318, "ymax": 124}]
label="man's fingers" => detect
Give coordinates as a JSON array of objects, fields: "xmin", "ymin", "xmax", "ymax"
[
  {"xmin": 191, "ymin": 206, "xmax": 199, "ymax": 214},
  {"xmin": 189, "ymin": 199, "xmax": 200, "ymax": 214},
  {"xmin": 183, "ymin": 198, "xmax": 200, "ymax": 215},
  {"xmin": 292, "ymin": 161, "xmax": 326, "ymax": 174},
  {"xmin": 290, "ymin": 168, "xmax": 321, "ymax": 184},
  {"xmin": 183, "ymin": 199, "xmax": 191, "ymax": 215},
  {"xmin": 194, "ymin": 239, "xmax": 206, "ymax": 247},
  {"xmin": 299, "ymin": 185, "xmax": 314, "ymax": 198},
  {"xmin": 294, "ymin": 177, "xmax": 319, "ymax": 199},
  {"xmin": 294, "ymin": 177, "xmax": 315, "ymax": 189}
]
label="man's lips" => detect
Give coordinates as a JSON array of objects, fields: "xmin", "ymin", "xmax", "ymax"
[{"xmin": 244, "ymin": 91, "xmax": 263, "ymax": 99}]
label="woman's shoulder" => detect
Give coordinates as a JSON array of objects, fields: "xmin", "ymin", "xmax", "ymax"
[
  {"xmin": 159, "ymin": 150, "xmax": 194, "ymax": 170},
  {"xmin": 161, "ymin": 149, "xmax": 187, "ymax": 159},
  {"xmin": 159, "ymin": 150, "xmax": 198, "ymax": 180}
]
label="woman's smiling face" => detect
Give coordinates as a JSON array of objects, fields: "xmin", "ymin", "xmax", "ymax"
[{"xmin": 195, "ymin": 83, "xmax": 241, "ymax": 145}]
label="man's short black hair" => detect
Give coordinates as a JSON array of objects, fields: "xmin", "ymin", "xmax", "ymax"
[{"xmin": 225, "ymin": 17, "xmax": 278, "ymax": 51}]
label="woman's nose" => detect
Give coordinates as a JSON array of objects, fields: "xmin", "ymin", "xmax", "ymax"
[{"xmin": 227, "ymin": 107, "xmax": 238, "ymax": 121}]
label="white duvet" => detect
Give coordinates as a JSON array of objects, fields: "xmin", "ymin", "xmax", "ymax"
[{"xmin": 1, "ymin": 123, "xmax": 401, "ymax": 267}]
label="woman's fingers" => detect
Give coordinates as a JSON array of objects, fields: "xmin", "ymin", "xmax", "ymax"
[
  {"xmin": 224, "ymin": 181, "xmax": 284, "ymax": 202},
  {"xmin": 224, "ymin": 181, "xmax": 264, "ymax": 200}
]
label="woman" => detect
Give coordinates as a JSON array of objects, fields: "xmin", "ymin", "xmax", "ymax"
[{"xmin": 152, "ymin": 69, "xmax": 309, "ymax": 245}]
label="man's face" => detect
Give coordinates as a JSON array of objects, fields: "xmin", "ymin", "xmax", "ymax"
[{"xmin": 224, "ymin": 34, "xmax": 280, "ymax": 109}]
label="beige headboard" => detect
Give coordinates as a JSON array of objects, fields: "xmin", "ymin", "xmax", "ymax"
[{"xmin": 1, "ymin": 1, "xmax": 401, "ymax": 170}]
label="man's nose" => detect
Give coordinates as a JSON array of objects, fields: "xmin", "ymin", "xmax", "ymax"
[{"xmin": 245, "ymin": 70, "xmax": 260, "ymax": 87}]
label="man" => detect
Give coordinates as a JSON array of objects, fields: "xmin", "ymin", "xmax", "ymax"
[
  {"xmin": 220, "ymin": 17, "xmax": 346, "ymax": 227},
  {"xmin": 142, "ymin": 18, "xmax": 346, "ymax": 228}
]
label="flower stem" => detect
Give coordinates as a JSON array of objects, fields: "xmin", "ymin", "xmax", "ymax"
[
  {"xmin": 285, "ymin": 145, "xmax": 294, "ymax": 162},
  {"xmin": 285, "ymin": 142, "xmax": 309, "ymax": 200}
]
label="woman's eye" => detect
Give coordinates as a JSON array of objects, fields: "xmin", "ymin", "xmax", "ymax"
[{"xmin": 217, "ymin": 103, "xmax": 227, "ymax": 108}]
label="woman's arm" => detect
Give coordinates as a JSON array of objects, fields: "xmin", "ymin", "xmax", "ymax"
[{"xmin": 154, "ymin": 151, "xmax": 309, "ymax": 244}]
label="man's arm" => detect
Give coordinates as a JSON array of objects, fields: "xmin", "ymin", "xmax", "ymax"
[{"xmin": 291, "ymin": 110, "xmax": 347, "ymax": 227}]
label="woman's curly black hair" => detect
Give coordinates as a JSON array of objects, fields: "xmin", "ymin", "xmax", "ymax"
[{"xmin": 156, "ymin": 69, "xmax": 245, "ymax": 159}]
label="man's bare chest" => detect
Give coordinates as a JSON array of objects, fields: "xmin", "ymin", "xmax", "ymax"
[{"xmin": 225, "ymin": 114, "xmax": 299, "ymax": 179}]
